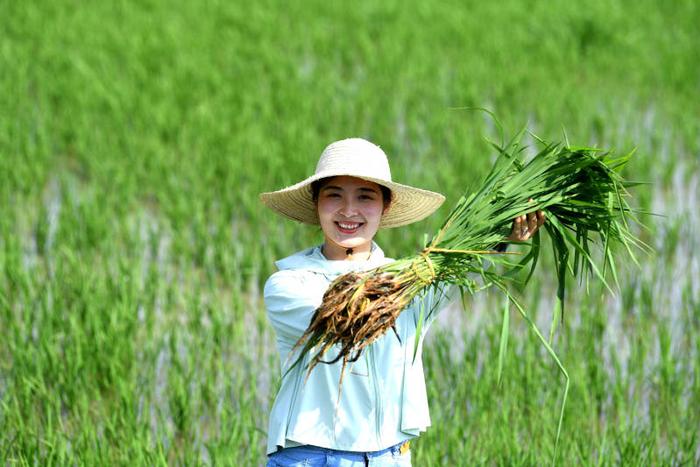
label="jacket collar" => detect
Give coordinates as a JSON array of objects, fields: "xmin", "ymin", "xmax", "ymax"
[{"xmin": 275, "ymin": 242, "xmax": 393, "ymax": 274}]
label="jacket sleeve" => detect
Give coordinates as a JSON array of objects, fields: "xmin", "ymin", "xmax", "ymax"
[{"xmin": 264, "ymin": 270, "xmax": 322, "ymax": 346}]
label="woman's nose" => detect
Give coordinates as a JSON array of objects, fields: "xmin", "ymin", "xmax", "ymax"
[{"xmin": 338, "ymin": 199, "xmax": 358, "ymax": 216}]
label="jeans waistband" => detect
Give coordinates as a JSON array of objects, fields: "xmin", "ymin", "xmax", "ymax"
[{"xmin": 274, "ymin": 440, "xmax": 409, "ymax": 459}]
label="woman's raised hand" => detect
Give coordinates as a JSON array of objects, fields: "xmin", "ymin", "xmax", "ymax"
[{"xmin": 506, "ymin": 207, "xmax": 545, "ymax": 242}]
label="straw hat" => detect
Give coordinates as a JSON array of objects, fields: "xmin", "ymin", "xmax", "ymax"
[{"xmin": 260, "ymin": 138, "xmax": 445, "ymax": 228}]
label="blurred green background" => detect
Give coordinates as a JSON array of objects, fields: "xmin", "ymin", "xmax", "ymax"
[{"xmin": 1, "ymin": 0, "xmax": 698, "ymax": 464}]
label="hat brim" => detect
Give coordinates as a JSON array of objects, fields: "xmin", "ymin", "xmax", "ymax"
[{"xmin": 260, "ymin": 171, "xmax": 445, "ymax": 228}]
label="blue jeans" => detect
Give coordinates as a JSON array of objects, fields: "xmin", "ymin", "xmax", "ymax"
[{"xmin": 266, "ymin": 442, "xmax": 411, "ymax": 466}]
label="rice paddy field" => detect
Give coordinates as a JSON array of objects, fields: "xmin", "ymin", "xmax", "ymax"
[{"xmin": 1, "ymin": 0, "xmax": 699, "ymax": 465}]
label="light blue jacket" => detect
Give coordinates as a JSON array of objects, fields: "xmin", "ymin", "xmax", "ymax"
[{"xmin": 264, "ymin": 243, "xmax": 453, "ymax": 454}]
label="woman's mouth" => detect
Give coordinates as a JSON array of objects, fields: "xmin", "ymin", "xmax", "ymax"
[{"xmin": 335, "ymin": 221, "xmax": 363, "ymax": 234}]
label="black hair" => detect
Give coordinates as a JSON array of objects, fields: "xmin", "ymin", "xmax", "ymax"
[{"xmin": 310, "ymin": 178, "xmax": 392, "ymax": 208}]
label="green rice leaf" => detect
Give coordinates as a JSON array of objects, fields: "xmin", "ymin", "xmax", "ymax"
[{"xmin": 497, "ymin": 294, "xmax": 510, "ymax": 387}]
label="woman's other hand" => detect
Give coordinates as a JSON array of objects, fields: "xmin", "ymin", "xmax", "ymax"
[{"xmin": 506, "ymin": 209, "xmax": 546, "ymax": 242}]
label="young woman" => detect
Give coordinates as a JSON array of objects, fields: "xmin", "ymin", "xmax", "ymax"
[{"xmin": 260, "ymin": 138, "xmax": 544, "ymax": 466}]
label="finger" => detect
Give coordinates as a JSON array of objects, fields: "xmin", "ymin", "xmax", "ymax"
[
  {"xmin": 509, "ymin": 217, "xmax": 519, "ymax": 239},
  {"xmin": 537, "ymin": 210, "xmax": 546, "ymax": 226},
  {"xmin": 512, "ymin": 216, "xmax": 524, "ymax": 240},
  {"xmin": 521, "ymin": 216, "xmax": 530, "ymax": 239},
  {"xmin": 527, "ymin": 212, "xmax": 537, "ymax": 230}
]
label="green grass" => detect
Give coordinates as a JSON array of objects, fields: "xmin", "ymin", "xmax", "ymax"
[{"xmin": 1, "ymin": 0, "xmax": 699, "ymax": 464}]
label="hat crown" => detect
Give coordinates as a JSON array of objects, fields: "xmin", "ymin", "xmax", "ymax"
[{"xmin": 315, "ymin": 138, "xmax": 392, "ymax": 181}]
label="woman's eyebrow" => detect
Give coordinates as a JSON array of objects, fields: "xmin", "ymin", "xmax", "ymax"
[
  {"xmin": 358, "ymin": 187, "xmax": 379, "ymax": 194},
  {"xmin": 321, "ymin": 185, "xmax": 343, "ymax": 192}
]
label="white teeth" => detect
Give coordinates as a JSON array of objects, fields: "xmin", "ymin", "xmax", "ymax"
[{"xmin": 338, "ymin": 222, "xmax": 360, "ymax": 229}]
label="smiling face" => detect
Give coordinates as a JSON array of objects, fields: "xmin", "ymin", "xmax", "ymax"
[{"xmin": 315, "ymin": 176, "xmax": 388, "ymax": 260}]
